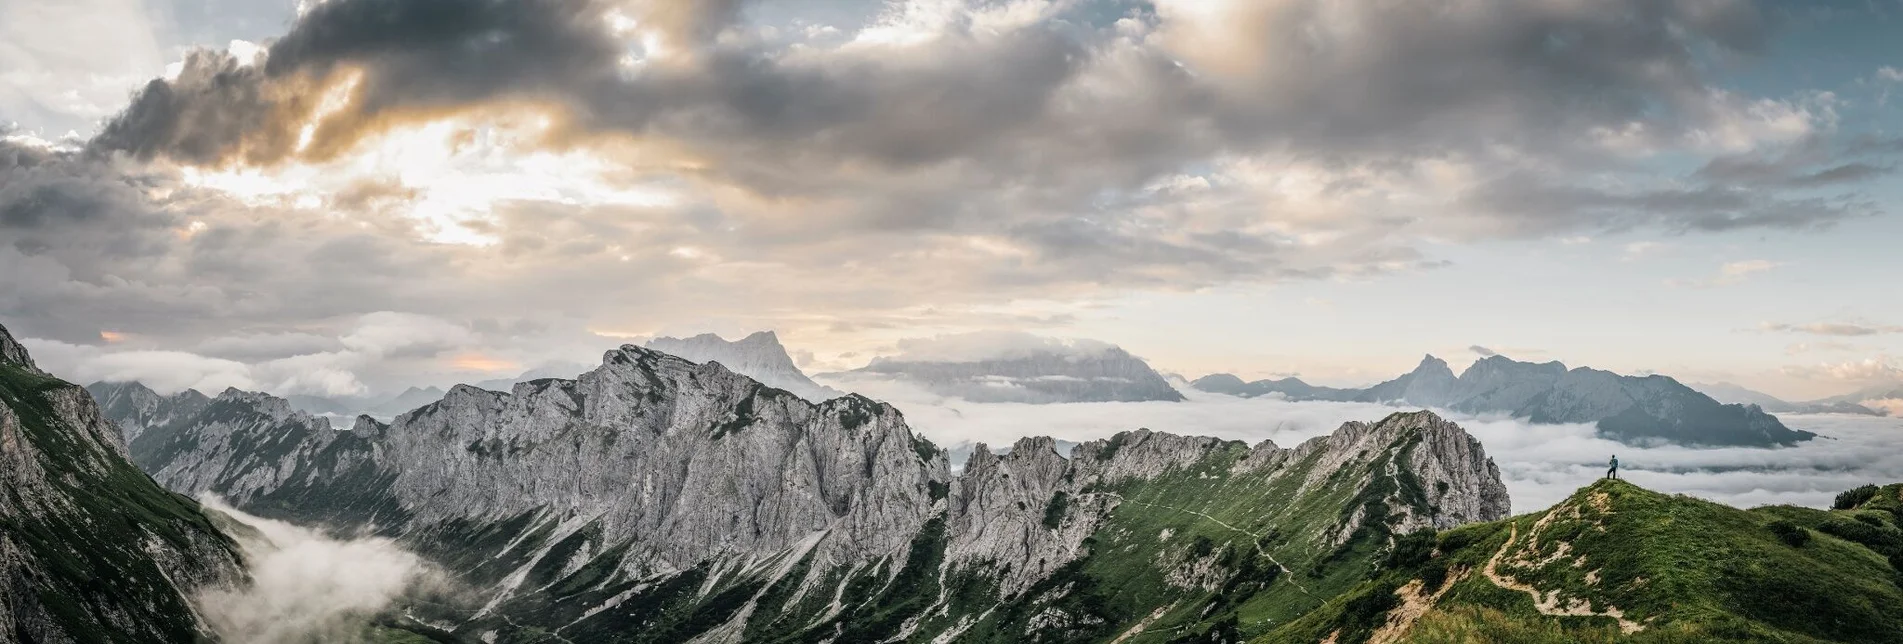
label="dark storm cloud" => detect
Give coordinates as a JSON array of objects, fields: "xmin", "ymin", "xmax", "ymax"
[{"xmin": 91, "ymin": 0, "xmax": 631, "ymax": 165}]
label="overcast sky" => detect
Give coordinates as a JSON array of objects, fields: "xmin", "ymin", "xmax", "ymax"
[{"xmin": 3, "ymin": 0, "xmax": 1901, "ymax": 400}]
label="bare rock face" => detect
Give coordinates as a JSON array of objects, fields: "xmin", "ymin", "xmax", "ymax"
[
  {"xmin": 137, "ymin": 346, "xmax": 951, "ymax": 578},
  {"xmin": 379, "ymin": 348, "xmax": 946, "ymax": 575},
  {"xmin": 0, "ymin": 323, "xmax": 245, "ymax": 643}
]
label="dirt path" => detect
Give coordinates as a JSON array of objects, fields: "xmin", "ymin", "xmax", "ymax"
[{"xmin": 1482, "ymin": 522, "xmax": 1642, "ymax": 634}]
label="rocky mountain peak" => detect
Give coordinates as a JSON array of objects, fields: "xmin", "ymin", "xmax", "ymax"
[
  {"xmin": 87, "ymin": 380, "xmax": 204, "ymax": 443},
  {"xmin": 214, "ymin": 386, "xmax": 303, "ymax": 421},
  {"xmin": 1191, "ymin": 372, "xmax": 1247, "ymax": 390},
  {"xmin": 0, "ymin": 322, "xmax": 40, "ymax": 374},
  {"xmin": 1462, "ymin": 354, "xmax": 1568, "ymax": 378},
  {"xmin": 642, "ymin": 331, "xmax": 842, "ymax": 402}
]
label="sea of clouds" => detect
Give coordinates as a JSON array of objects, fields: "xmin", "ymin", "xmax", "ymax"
[{"xmin": 824, "ymin": 376, "xmax": 1903, "ymax": 514}]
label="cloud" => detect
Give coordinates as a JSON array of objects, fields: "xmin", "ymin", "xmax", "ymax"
[
  {"xmin": 19, "ymin": 338, "xmax": 258, "ymax": 393},
  {"xmin": 1762, "ymin": 321, "xmax": 1903, "ymax": 336},
  {"xmin": 11, "ymin": 310, "xmax": 575, "ymax": 397},
  {"xmin": 875, "ymin": 331, "xmax": 1119, "ymax": 364},
  {"xmin": 1785, "ymin": 341, "xmax": 1859, "ymax": 355},
  {"xmin": 1668, "ymin": 259, "xmax": 1782, "ymax": 288},
  {"xmin": 194, "ymin": 496, "xmax": 431, "ymax": 644},
  {"xmin": 1620, "ymin": 241, "xmax": 1671, "ymax": 260},
  {"xmin": 1468, "ymin": 345, "xmax": 1498, "ymax": 358},
  {"xmin": 1694, "ymin": 134, "xmax": 1898, "ymax": 188},
  {"xmin": 1, "ymin": 0, "xmax": 1893, "ymax": 393},
  {"xmin": 821, "ymin": 377, "xmax": 1903, "ymax": 514},
  {"xmin": 193, "ymin": 332, "xmax": 345, "ymax": 361},
  {"xmin": 1783, "ymin": 355, "xmax": 1903, "ymax": 383}
]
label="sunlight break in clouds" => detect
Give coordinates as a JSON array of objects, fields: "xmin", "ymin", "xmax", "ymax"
[{"xmin": 195, "ymin": 496, "xmax": 430, "ymax": 644}]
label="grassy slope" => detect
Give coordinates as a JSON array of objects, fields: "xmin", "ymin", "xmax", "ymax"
[
  {"xmin": 1264, "ymin": 480, "xmax": 1903, "ymax": 644},
  {"xmin": 0, "ymin": 363, "xmax": 242, "ymax": 642},
  {"xmin": 919, "ymin": 421, "xmax": 1435, "ymax": 643}
]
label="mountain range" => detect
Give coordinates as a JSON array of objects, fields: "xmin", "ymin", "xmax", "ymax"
[
  {"xmin": 101, "ymin": 336, "xmax": 1510, "ymax": 642},
  {"xmin": 1692, "ymin": 381, "xmax": 1898, "ymax": 417},
  {"xmin": 831, "ymin": 343, "xmax": 1185, "ymax": 404},
  {"xmin": 8, "ymin": 318, "xmax": 1903, "ymax": 642},
  {"xmin": 1193, "ymin": 354, "xmax": 1816, "ymax": 448}
]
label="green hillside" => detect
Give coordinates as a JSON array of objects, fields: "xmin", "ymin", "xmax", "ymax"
[{"xmin": 1267, "ymin": 480, "xmax": 1903, "ymax": 644}]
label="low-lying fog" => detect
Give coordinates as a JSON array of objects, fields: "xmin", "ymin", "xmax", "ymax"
[
  {"xmin": 824, "ymin": 376, "xmax": 1903, "ymax": 514},
  {"xmin": 196, "ymin": 497, "xmax": 430, "ymax": 644}
]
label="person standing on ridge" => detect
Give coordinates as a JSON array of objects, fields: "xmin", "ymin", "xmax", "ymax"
[{"xmin": 1606, "ymin": 455, "xmax": 1619, "ymax": 480}]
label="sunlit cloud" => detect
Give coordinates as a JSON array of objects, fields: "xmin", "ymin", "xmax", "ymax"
[{"xmin": 450, "ymin": 353, "xmax": 517, "ymax": 373}]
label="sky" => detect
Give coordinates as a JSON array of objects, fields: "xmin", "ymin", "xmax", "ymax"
[{"xmin": 3, "ymin": 0, "xmax": 1902, "ymax": 401}]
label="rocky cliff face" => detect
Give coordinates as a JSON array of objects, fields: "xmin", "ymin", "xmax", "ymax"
[
  {"xmin": 1195, "ymin": 354, "xmax": 1812, "ymax": 447},
  {"xmin": 0, "ymin": 323, "xmax": 245, "ymax": 643},
  {"xmin": 850, "ymin": 345, "xmax": 1186, "ymax": 403},
  {"xmin": 127, "ymin": 337, "xmax": 1509, "ymax": 642},
  {"xmin": 644, "ymin": 331, "xmax": 843, "ymax": 402}
]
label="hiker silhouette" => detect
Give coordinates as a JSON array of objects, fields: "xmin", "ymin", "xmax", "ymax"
[{"xmin": 1606, "ymin": 455, "xmax": 1619, "ymax": 480}]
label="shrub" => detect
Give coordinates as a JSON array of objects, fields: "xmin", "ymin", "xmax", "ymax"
[
  {"xmin": 1835, "ymin": 485, "xmax": 1880, "ymax": 511},
  {"xmin": 1768, "ymin": 520, "xmax": 1811, "ymax": 547},
  {"xmin": 1336, "ymin": 581, "xmax": 1403, "ymax": 644},
  {"xmin": 1042, "ymin": 491, "xmax": 1069, "ymax": 529},
  {"xmin": 1817, "ymin": 518, "xmax": 1886, "ymax": 547},
  {"xmin": 1386, "ymin": 528, "xmax": 1437, "ymax": 571},
  {"xmin": 1437, "ymin": 526, "xmax": 1482, "ymax": 553}
]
